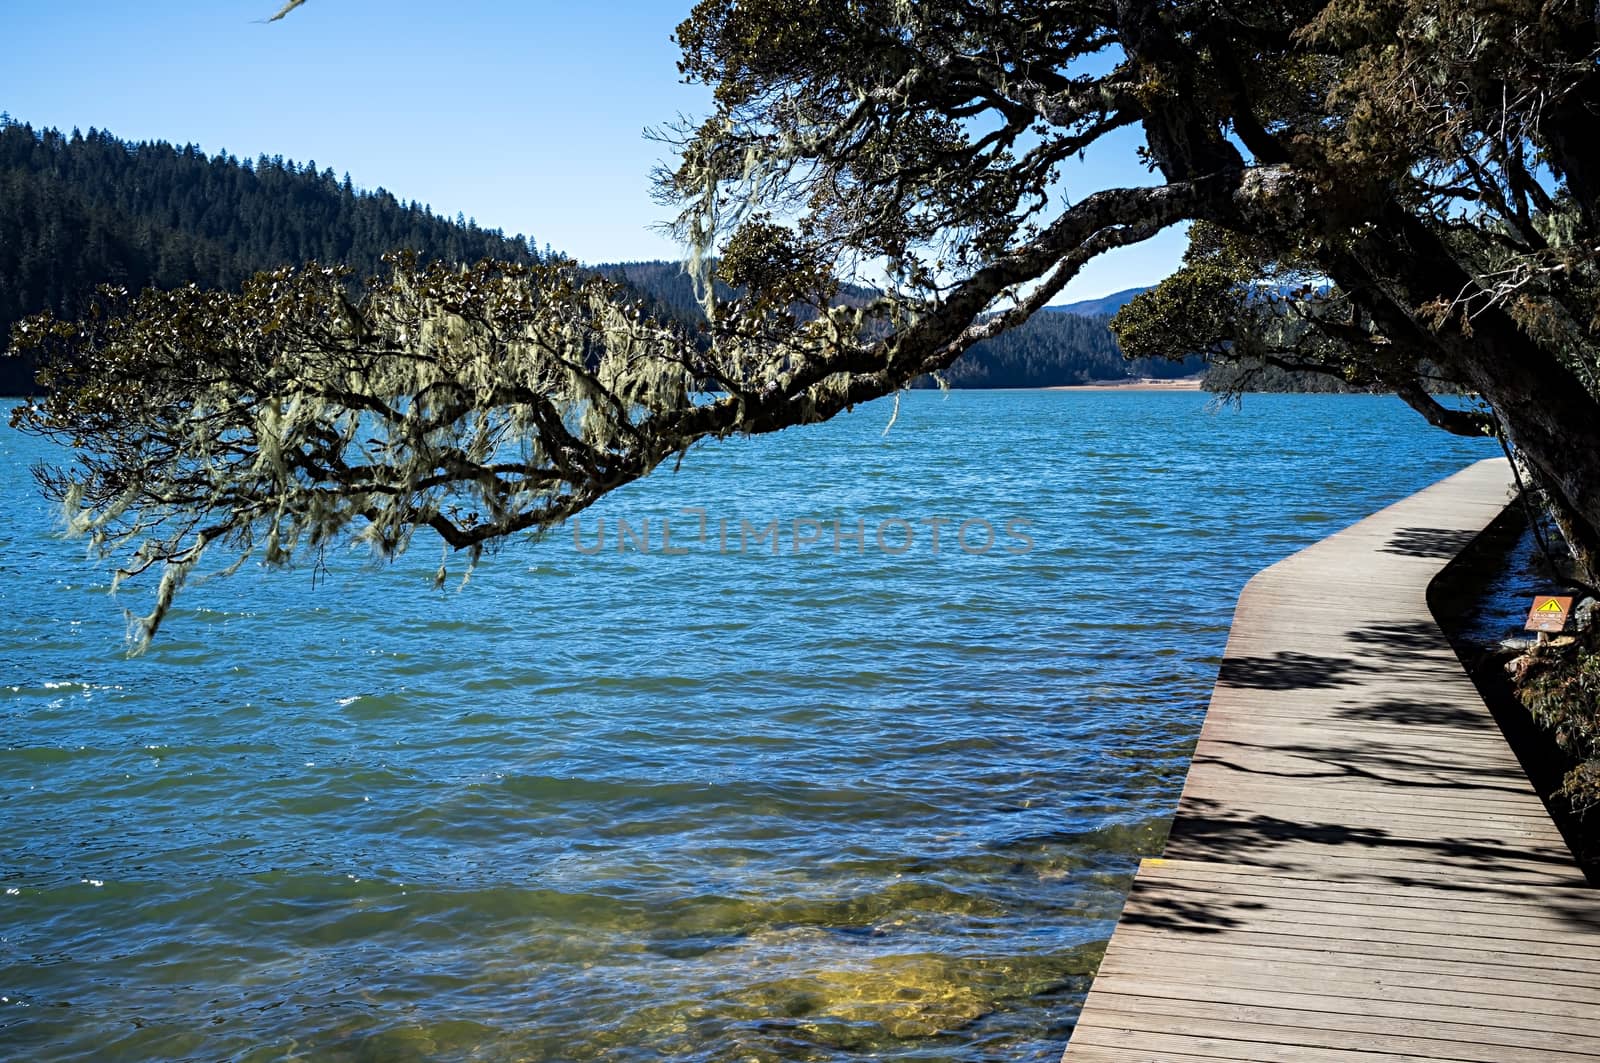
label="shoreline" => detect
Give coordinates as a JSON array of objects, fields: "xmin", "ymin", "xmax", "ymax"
[{"xmin": 1044, "ymin": 376, "xmax": 1204, "ymax": 392}]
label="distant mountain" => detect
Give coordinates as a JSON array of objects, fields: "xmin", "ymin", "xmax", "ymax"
[
  {"xmin": 912, "ymin": 309, "xmax": 1202, "ymax": 388},
  {"xmin": 599, "ymin": 262, "xmax": 1197, "ymax": 388},
  {"xmin": 0, "ymin": 118, "xmax": 551, "ymax": 395},
  {"xmin": 1044, "ymin": 286, "xmax": 1152, "ymax": 318}
]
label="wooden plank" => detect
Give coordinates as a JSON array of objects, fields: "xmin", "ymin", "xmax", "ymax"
[
  {"xmin": 1153, "ymin": 839, "xmax": 1590, "ymax": 887},
  {"xmin": 1071, "ymin": 1026, "xmax": 1468, "ymax": 1063},
  {"xmin": 1063, "ymin": 458, "xmax": 1600, "ymax": 1061},
  {"xmin": 1096, "ymin": 927, "xmax": 1600, "ymax": 992},
  {"xmin": 1084, "ymin": 987, "xmax": 1600, "ymax": 1051},
  {"xmin": 1122, "ymin": 876, "xmax": 1600, "ymax": 933},
  {"xmin": 1168, "ymin": 785, "xmax": 1556, "ymax": 824},
  {"xmin": 1132, "ymin": 858, "xmax": 1600, "ymax": 910},
  {"xmin": 1092, "ymin": 953, "xmax": 1598, "ymax": 1018},
  {"xmin": 1106, "ymin": 924, "xmax": 1600, "ymax": 979},
  {"xmin": 1060, "ymin": 1048, "xmax": 1233, "ymax": 1063},
  {"xmin": 1180, "ymin": 746, "xmax": 1538, "ymax": 791},
  {"xmin": 1061, "ymin": 1049, "xmax": 1237, "ymax": 1063},
  {"xmin": 1071, "ymin": 1005, "xmax": 1600, "ymax": 1062},
  {"xmin": 1100, "ymin": 941, "xmax": 1600, "ymax": 998},
  {"xmin": 1119, "ymin": 882, "xmax": 1596, "ymax": 946},
  {"xmin": 1196, "ymin": 714, "xmax": 1520, "ymax": 749},
  {"xmin": 1164, "ymin": 799, "xmax": 1573, "ymax": 850},
  {"xmin": 1164, "ymin": 804, "xmax": 1568, "ymax": 848},
  {"xmin": 1170, "ymin": 781, "xmax": 1565, "ymax": 825}
]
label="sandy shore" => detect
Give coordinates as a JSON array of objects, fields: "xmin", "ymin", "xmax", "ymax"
[{"xmin": 1045, "ymin": 376, "xmax": 1205, "ymax": 392}]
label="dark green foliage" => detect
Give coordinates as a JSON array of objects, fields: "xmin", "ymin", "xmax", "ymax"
[
  {"xmin": 0, "ymin": 119, "xmax": 543, "ymax": 393},
  {"xmin": 1202, "ymin": 360, "xmax": 1370, "ymax": 394},
  {"xmin": 1518, "ymin": 633, "xmax": 1600, "ymax": 811}
]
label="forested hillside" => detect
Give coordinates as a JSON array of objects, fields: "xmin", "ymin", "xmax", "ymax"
[
  {"xmin": 0, "ymin": 117, "xmax": 1197, "ymax": 396},
  {"xmin": 595, "ymin": 260, "xmax": 738, "ymax": 333},
  {"xmin": 915, "ymin": 310, "xmax": 1202, "ymax": 388},
  {"xmin": 0, "ymin": 118, "xmax": 545, "ymax": 393}
]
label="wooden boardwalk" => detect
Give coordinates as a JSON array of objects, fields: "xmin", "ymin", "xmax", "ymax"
[{"xmin": 1063, "ymin": 458, "xmax": 1600, "ymax": 1062}]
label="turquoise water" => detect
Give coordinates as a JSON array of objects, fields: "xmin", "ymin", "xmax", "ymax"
[{"xmin": 0, "ymin": 392, "xmax": 1494, "ymax": 1062}]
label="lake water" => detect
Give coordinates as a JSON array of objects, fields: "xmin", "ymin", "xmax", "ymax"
[{"xmin": 0, "ymin": 392, "xmax": 1496, "ymax": 1062}]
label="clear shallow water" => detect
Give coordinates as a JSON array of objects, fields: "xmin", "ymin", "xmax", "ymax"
[{"xmin": 0, "ymin": 392, "xmax": 1494, "ymax": 1062}]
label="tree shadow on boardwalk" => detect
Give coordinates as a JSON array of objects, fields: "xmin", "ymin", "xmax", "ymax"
[
  {"xmin": 1155, "ymin": 797, "xmax": 1600, "ymax": 931},
  {"xmin": 1166, "ymin": 795, "xmax": 1568, "ymax": 873},
  {"xmin": 1107, "ymin": 499, "xmax": 1600, "ymax": 996},
  {"xmin": 1216, "ymin": 620, "xmax": 1465, "ymax": 693},
  {"xmin": 1331, "ymin": 696, "xmax": 1494, "ymax": 731},
  {"xmin": 1216, "ymin": 651, "xmax": 1370, "ymax": 690},
  {"xmin": 1343, "ymin": 619, "xmax": 1456, "ymax": 656},
  {"xmin": 1382, "ymin": 526, "xmax": 1482, "ymax": 559},
  {"xmin": 1156, "ymin": 600, "xmax": 1600, "ymax": 935},
  {"xmin": 1117, "ymin": 882, "xmax": 1266, "ymax": 935},
  {"xmin": 1205, "ymin": 615, "xmax": 1526, "ymax": 790},
  {"xmin": 1188, "ymin": 734, "xmax": 1536, "ymax": 796}
]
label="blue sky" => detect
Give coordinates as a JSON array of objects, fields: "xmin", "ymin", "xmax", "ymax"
[{"xmin": 4, "ymin": 0, "xmax": 1184, "ymax": 301}]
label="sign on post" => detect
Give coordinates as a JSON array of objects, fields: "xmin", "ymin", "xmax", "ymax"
[{"xmin": 1525, "ymin": 595, "xmax": 1574, "ymax": 633}]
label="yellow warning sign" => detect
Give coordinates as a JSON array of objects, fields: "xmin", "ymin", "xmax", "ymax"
[{"xmin": 1526, "ymin": 595, "xmax": 1574, "ymax": 633}]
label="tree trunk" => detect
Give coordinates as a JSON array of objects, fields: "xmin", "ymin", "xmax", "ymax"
[
  {"xmin": 1537, "ymin": 24, "xmax": 1600, "ymax": 233},
  {"xmin": 1341, "ymin": 208, "xmax": 1600, "ymax": 586},
  {"xmin": 1458, "ymin": 349, "xmax": 1600, "ymax": 586}
]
